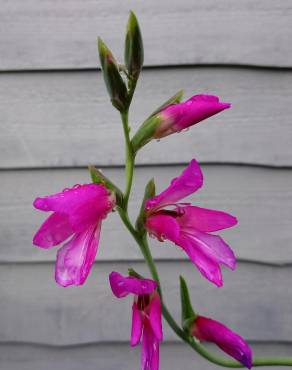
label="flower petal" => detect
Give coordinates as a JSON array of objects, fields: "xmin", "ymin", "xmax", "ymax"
[
  {"xmin": 109, "ymin": 272, "xmax": 157, "ymax": 298},
  {"xmin": 149, "ymin": 292, "xmax": 163, "ymax": 341},
  {"xmin": 33, "ymin": 212, "xmax": 74, "ymax": 248},
  {"xmin": 193, "ymin": 316, "xmax": 252, "ymax": 369},
  {"xmin": 145, "ymin": 159, "xmax": 203, "ymax": 211},
  {"xmin": 178, "ymin": 205, "xmax": 238, "ymax": 232},
  {"xmin": 55, "ymin": 223, "xmax": 101, "ymax": 287},
  {"xmin": 187, "ymin": 230, "xmax": 236, "ymax": 270},
  {"xmin": 131, "ymin": 301, "xmax": 143, "ymax": 346},
  {"xmin": 145, "ymin": 214, "xmax": 180, "ymax": 242},
  {"xmin": 177, "ymin": 235, "xmax": 223, "ymax": 287},
  {"xmin": 33, "ymin": 183, "xmax": 112, "ymax": 218},
  {"xmin": 142, "ymin": 321, "xmax": 160, "ymax": 370}
]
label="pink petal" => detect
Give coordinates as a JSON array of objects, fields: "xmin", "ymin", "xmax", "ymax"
[
  {"xmin": 193, "ymin": 316, "xmax": 252, "ymax": 369},
  {"xmin": 145, "ymin": 159, "xmax": 203, "ymax": 211},
  {"xmin": 33, "ymin": 212, "xmax": 74, "ymax": 248},
  {"xmin": 131, "ymin": 301, "xmax": 143, "ymax": 346},
  {"xmin": 145, "ymin": 214, "xmax": 180, "ymax": 242},
  {"xmin": 186, "ymin": 230, "xmax": 236, "ymax": 270},
  {"xmin": 177, "ymin": 205, "xmax": 237, "ymax": 232},
  {"xmin": 142, "ymin": 321, "xmax": 160, "ymax": 370},
  {"xmin": 149, "ymin": 292, "xmax": 163, "ymax": 341},
  {"xmin": 109, "ymin": 272, "xmax": 157, "ymax": 298},
  {"xmin": 177, "ymin": 235, "xmax": 223, "ymax": 287},
  {"xmin": 33, "ymin": 183, "xmax": 113, "ymax": 219},
  {"xmin": 55, "ymin": 223, "xmax": 101, "ymax": 287}
]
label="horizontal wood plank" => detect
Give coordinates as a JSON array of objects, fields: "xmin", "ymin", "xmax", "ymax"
[
  {"xmin": 1, "ymin": 67, "xmax": 292, "ymax": 168},
  {"xmin": 0, "ymin": 261, "xmax": 291, "ymax": 344},
  {"xmin": 0, "ymin": 0, "xmax": 292, "ymax": 70},
  {"xmin": 0, "ymin": 342, "xmax": 291, "ymax": 370},
  {"xmin": 1, "ymin": 165, "xmax": 292, "ymax": 264}
]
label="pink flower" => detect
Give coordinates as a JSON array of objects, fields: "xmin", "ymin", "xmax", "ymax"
[
  {"xmin": 145, "ymin": 159, "xmax": 237, "ymax": 287},
  {"xmin": 154, "ymin": 95, "xmax": 230, "ymax": 139},
  {"xmin": 192, "ymin": 316, "xmax": 253, "ymax": 368},
  {"xmin": 33, "ymin": 184, "xmax": 115, "ymax": 287},
  {"xmin": 109, "ymin": 272, "xmax": 163, "ymax": 370}
]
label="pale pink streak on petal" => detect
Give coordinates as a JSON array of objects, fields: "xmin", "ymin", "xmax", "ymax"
[
  {"xmin": 177, "ymin": 235, "xmax": 223, "ymax": 287},
  {"xmin": 178, "ymin": 205, "xmax": 237, "ymax": 232},
  {"xmin": 131, "ymin": 301, "xmax": 143, "ymax": 346},
  {"xmin": 193, "ymin": 316, "xmax": 252, "ymax": 369},
  {"xmin": 142, "ymin": 321, "xmax": 160, "ymax": 370},
  {"xmin": 55, "ymin": 223, "xmax": 101, "ymax": 287},
  {"xmin": 109, "ymin": 272, "xmax": 157, "ymax": 298},
  {"xmin": 149, "ymin": 292, "xmax": 163, "ymax": 341},
  {"xmin": 33, "ymin": 184, "xmax": 110, "ymax": 215},
  {"xmin": 187, "ymin": 230, "xmax": 236, "ymax": 270},
  {"xmin": 145, "ymin": 214, "xmax": 180, "ymax": 242},
  {"xmin": 33, "ymin": 212, "xmax": 74, "ymax": 248},
  {"xmin": 145, "ymin": 159, "xmax": 203, "ymax": 211}
]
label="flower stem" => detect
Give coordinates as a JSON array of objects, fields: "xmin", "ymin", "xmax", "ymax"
[
  {"xmin": 120, "ymin": 111, "xmax": 135, "ymax": 210},
  {"xmin": 118, "ymin": 208, "xmax": 292, "ymax": 368}
]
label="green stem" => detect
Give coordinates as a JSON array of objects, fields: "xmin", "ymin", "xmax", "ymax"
[
  {"xmin": 119, "ymin": 212, "xmax": 292, "ymax": 368},
  {"xmin": 120, "ymin": 111, "xmax": 135, "ymax": 210}
]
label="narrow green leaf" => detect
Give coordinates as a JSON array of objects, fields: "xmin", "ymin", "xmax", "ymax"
[
  {"xmin": 135, "ymin": 178, "xmax": 156, "ymax": 232},
  {"xmin": 88, "ymin": 165, "xmax": 124, "ymax": 207},
  {"xmin": 180, "ymin": 276, "xmax": 196, "ymax": 330}
]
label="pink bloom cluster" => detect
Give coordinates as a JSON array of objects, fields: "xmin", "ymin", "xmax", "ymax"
[
  {"xmin": 32, "ymin": 92, "xmax": 253, "ymax": 370},
  {"xmin": 145, "ymin": 159, "xmax": 237, "ymax": 287}
]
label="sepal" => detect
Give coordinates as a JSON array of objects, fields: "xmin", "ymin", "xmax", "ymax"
[
  {"xmin": 131, "ymin": 90, "xmax": 184, "ymax": 153},
  {"xmin": 88, "ymin": 165, "xmax": 123, "ymax": 207},
  {"xmin": 98, "ymin": 37, "xmax": 129, "ymax": 112},
  {"xmin": 135, "ymin": 178, "xmax": 156, "ymax": 233}
]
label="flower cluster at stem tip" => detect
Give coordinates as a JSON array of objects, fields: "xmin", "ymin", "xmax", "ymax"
[{"xmin": 32, "ymin": 10, "xmax": 292, "ymax": 370}]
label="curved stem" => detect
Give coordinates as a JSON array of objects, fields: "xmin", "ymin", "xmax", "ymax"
[
  {"xmin": 120, "ymin": 111, "xmax": 135, "ymax": 210},
  {"xmin": 119, "ymin": 211, "xmax": 292, "ymax": 367}
]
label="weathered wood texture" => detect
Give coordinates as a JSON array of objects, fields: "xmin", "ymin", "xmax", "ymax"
[
  {"xmin": 2, "ymin": 165, "xmax": 292, "ymax": 264},
  {"xmin": 1, "ymin": 67, "xmax": 292, "ymax": 168},
  {"xmin": 0, "ymin": 0, "xmax": 291, "ymax": 70},
  {"xmin": 0, "ymin": 261, "xmax": 291, "ymax": 345},
  {"xmin": 0, "ymin": 342, "xmax": 291, "ymax": 370}
]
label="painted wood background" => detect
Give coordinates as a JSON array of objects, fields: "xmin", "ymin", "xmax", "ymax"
[{"xmin": 0, "ymin": 1, "xmax": 292, "ymax": 369}]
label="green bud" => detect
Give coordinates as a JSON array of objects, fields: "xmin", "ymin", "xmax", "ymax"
[
  {"xmin": 179, "ymin": 276, "xmax": 197, "ymax": 333},
  {"xmin": 98, "ymin": 37, "xmax": 128, "ymax": 112},
  {"xmin": 88, "ymin": 165, "xmax": 124, "ymax": 207},
  {"xmin": 135, "ymin": 178, "xmax": 156, "ymax": 233},
  {"xmin": 125, "ymin": 11, "xmax": 144, "ymax": 80}
]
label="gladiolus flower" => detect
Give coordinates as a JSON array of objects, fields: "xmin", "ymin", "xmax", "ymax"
[
  {"xmin": 109, "ymin": 271, "xmax": 163, "ymax": 370},
  {"xmin": 33, "ymin": 184, "xmax": 115, "ymax": 287},
  {"xmin": 154, "ymin": 94, "xmax": 230, "ymax": 139},
  {"xmin": 145, "ymin": 159, "xmax": 237, "ymax": 287},
  {"xmin": 191, "ymin": 316, "xmax": 253, "ymax": 368}
]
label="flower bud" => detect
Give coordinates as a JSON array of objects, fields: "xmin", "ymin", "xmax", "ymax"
[
  {"xmin": 191, "ymin": 316, "xmax": 253, "ymax": 368},
  {"xmin": 98, "ymin": 37, "xmax": 128, "ymax": 112},
  {"xmin": 124, "ymin": 11, "xmax": 144, "ymax": 80}
]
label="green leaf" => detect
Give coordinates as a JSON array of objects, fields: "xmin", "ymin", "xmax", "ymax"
[
  {"xmin": 131, "ymin": 90, "xmax": 184, "ymax": 153},
  {"xmin": 135, "ymin": 178, "xmax": 156, "ymax": 233},
  {"xmin": 98, "ymin": 37, "xmax": 129, "ymax": 112},
  {"xmin": 88, "ymin": 165, "xmax": 124, "ymax": 207},
  {"xmin": 180, "ymin": 276, "xmax": 196, "ymax": 332},
  {"xmin": 125, "ymin": 11, "xmax": 144, "ymax": 81}
]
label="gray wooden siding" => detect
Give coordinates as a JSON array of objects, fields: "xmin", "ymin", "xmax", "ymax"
[{"xmin": 0, "ymin": 1, "xmax": 292, "ymax": 369}]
